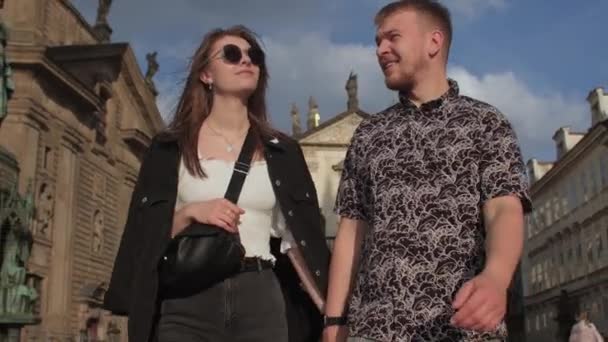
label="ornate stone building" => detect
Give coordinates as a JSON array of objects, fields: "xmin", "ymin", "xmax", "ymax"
[
  {"xmin": 0, "ymin": 0, "xmax": 164, "ymax": 340},
  {"xmin": 522, "ymin": 87, "xmax": 608, "ymax": 341},
  {"xmin": 293, "ymin": 72, "xmax": 369, "ymax": 246}
]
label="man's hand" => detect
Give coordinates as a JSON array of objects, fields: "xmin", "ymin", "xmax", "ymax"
[
  {"xmin": 322, "ymin": 325, "xmax": 349, "ymax": 342},
  {"xmin": 450, "ymin": 272, "xmax": 507, "ymax": 332}
]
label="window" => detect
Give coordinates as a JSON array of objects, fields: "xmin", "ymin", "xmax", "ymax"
[
  {"xmin": 545, "ymin": 260, "xmax": 551, "ymax": 288},
  {"xmin": 538, "ymin": 208, "xmax": 546, "ymax": 230},
  {"xmin": 601, "ymin": 154, "xmax": 608, "ymax": 188},
  {"xmin": 530, "ymin": 267, "xmax": 536, "ymax": 290},
  {"xmin": 552, "ymin": 193, "xmax": 560, "ymax": 221},
  {"xmin": 43, "ymin": 146, "xmax": 52, "ymax": 169},
  {"xmin": 567, "ymin": 181, "xmax": 577, "ymax": 211},
  {"xmin": 591, "ymin": 160, "xmax": 600, "ymax": 196},
  {"xmin": 561, "ymin": 185, "xmax": 569, "ymax": 215},
  {"xmin": 582, "ymin": 173, "xmax": 589, "ymax": 202},
  {"xmin": 538, "ymin": 263, "xmax": 544, "ymax": 290}
]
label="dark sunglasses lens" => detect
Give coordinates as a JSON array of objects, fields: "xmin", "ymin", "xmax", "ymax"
[
  {"xmin": 248, "ymin": 48, "xmax": 264, "ymax": 66},
  {"xmin": 223, "ymin": 44, "xmax": 242, "ymax": 64}
]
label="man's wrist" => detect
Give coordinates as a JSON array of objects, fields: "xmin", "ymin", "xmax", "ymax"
[{"xmin": 481, "ymin": 265, "xmax": 512, "ymax": 290}]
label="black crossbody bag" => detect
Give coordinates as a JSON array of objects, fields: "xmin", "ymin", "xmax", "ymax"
[{"xmin": 158, "ymin": 128, "xmax": 256, "ymax": 299}]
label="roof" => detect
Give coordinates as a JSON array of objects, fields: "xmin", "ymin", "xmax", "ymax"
[{"xmin": 296, "ymin": 108, "xmax": 370, "ymax": 141}]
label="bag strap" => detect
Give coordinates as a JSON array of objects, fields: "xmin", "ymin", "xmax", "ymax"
[{"xmin": 223, "ymin": 127, "xmax": 257, "ymax": 204}]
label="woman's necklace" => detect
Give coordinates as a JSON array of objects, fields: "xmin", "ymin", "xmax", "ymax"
[{"xmin": 206, "ymin": 122, "xmax": 248, "ymax": 153}]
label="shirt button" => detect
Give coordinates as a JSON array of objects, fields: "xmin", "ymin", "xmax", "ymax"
[
  {"xmin": 288, "ymin": 210, "xmax": 294, "ymax": 217},
  {"xmin": 141, "ymin": 196, "xmax": 148, "ymax": 204},
  {"xmin": 275, "ymin": 180, "xmax": 281, "ymax": 186},
  {"xmin": 315, "ymin": 270, "xmax": 321, "ymax": 276},
  {"xmin": 300, "ymin": 240, "xmax": 306, "ymax": 247},
  {"xmin": 305, "ymin": 192, "xmax": 310, "ymax": 198},
  {"xmin": 163, "ymin": 256, "xmax": 167, "ymax": 261}
]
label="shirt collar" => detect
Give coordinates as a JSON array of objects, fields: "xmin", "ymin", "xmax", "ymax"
[{"xmin": 398, "ymin": 78, "xmax": 459, "ymax": 112}]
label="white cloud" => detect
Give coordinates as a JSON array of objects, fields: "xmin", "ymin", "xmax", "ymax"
[
  {"xmin": 153, "ymin": 33, "xmax": 588, "ymax": 161},
  {"xmin": 448, "ymin": 0, "xmax": 507, "ymax": 17},
  {"xmin": 375, "ymin": 0, "xmax": 507, "ymax": 17},
  {"xmin": 448, "ymin": 67, "xmax": 588, "ymax": 159},
  {"xmin": 263, "ymin": 34, "xmax": 394, "ymax": 127},
  {"xmin": 71, "ymin": 1, "xmax": 586, "ymax": 161}
]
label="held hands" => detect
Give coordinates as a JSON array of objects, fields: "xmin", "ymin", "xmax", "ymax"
[
  {"xmin": 450, "ymin": 271, "xmax": 508, "ymax": 332},
  {"xmin": 172, "ymin": 199, "xmax": 245, "ymax": 237}
]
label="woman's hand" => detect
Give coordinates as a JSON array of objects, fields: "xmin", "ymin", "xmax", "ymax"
[{"xmin": 171, "ymin": 199, "xmax": 245, "ymax": 237}]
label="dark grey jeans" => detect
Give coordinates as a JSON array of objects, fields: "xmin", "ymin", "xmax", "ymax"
[{"xmin": 156, "ymin": 269, "xmax": 288, "ymax": 342}]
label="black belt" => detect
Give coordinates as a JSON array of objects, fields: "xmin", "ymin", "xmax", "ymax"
[{"xmin": 240, "ymin": 257, "xmax": 273, "ymax": 273}]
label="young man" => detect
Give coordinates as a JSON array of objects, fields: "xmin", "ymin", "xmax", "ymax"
[{"xmin": 323, "ymin": 1, "xmax": 532, "ymax": 341}]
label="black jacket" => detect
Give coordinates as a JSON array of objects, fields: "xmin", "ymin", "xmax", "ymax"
[{"xmin": 103, "ymin": 132, "xmax": 330, "ymax": 342}]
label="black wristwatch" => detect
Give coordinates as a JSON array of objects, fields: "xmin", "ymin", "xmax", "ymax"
[{"xmin": 323, "ymin": 315, "xmax": 348, "ymax": 327}]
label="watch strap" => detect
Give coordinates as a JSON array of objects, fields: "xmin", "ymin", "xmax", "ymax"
[{"xmin": 324, "ymin": 315, "xmax": 348, "ymax": 327}]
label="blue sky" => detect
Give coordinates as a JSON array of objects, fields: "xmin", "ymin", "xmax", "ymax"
[{"xmin": 71, "ymin": 0, "xmax": 608, "ymax": 162}]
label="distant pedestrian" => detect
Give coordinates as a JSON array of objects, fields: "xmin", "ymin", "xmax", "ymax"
[{"xmin": 569, "ymin": 311, "xmax": 604, "ymax": 342}]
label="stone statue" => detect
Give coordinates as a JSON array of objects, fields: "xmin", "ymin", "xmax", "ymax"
[
  {"xmin": 92, "ymin": 210, "xmax": 104, "ymax": 253},
  {"xmin": 290, "ymin": 103, "xmax": 301, "ymax": 136},
  {"xmin": 346, "ymin": 71, "xmax": 359, "ymax": 111},
  {"xmin": 35, "ymin": 183, "xmax": 54, "ymax": 237},
  {"xmin": 307, "ymin": 96, "xmax": 320, "ymax": 130},
  {"xmin": 0, "ymin": 20, "xmax": 14, "ymax": 122},
  {"xmin": 145, "ymin": 52, "xmax": 159, "ymax": 95},
  {"xmin": 0, "ymin": 226, "xmax": 26, "ymax": 314},
  {"xmin": 95, "ymin": 0, "xmax": 113, "ymax": 25}
]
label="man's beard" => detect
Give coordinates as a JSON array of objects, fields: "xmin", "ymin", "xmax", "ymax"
[
  {"xmin": 384, "ymin": 71, "xmax": 414, "ymax": 92},
  {"xmin": 384, "ymin": 58, "xmax": 425, "ymax": 93}
]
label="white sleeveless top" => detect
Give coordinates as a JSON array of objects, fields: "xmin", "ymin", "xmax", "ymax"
[{"xmin": 175, "ymin": 158, "xmax": 295, "ymax": 262}]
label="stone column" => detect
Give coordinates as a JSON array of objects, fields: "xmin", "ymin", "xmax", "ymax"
[
  {"xmin": 0, "ymin": 115, "xmax": 41, "ymax": 194},
  {"xmin": 45, "ymin": 137, "xmax": 80, "ymax": 333}
]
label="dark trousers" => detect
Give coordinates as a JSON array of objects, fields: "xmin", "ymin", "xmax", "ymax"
[{"xmin": 156, "ymin": 268, "xmax": 288, "ymax": 342}]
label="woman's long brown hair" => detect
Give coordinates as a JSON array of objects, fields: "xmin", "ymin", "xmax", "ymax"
[{"xmin": 164, "ymin": 25, "xmax": 279, "ymax": 178}]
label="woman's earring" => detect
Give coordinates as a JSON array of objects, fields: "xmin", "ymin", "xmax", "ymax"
[{"xmin": 208, "ymin": 82, "xmax": 213, "ymax": 91}]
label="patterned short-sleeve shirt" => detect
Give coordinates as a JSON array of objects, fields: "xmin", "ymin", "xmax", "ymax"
[{"xmin": 335, "ymin": 79, "xmax": 532, "ymax": 342}]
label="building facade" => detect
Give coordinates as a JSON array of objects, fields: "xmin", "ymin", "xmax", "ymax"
[
  {"xmin": 293, "ymin": 73, "xmax": 368, "ymax": 247},
  {"xmin": 0, "ymin": 0, "xmax": 163, "ymax": 340},
  {"xmin": 522, "ymin": 87, "xmax": 608, "ymax": 341}
]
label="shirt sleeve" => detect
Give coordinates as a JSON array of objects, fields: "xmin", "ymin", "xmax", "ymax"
[
  {"xmin": 270, "ymin": 203, "xmax": 296, "ymax": 254},
  {"xmin": 479, "ymin": 108, "xmax": 532, "ymax": 213},
  {"xmin": 334, "ymin": 124, "xmax": 369, "ymax": 221}
]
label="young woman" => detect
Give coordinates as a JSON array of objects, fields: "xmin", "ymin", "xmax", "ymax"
[{"xmin": 103, "ymin": 26, "xmax": 330, "ymax": 342}]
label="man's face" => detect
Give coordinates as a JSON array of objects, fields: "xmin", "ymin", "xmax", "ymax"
[{"xmin": 376, "ymin": 10, "xmax": 429, "ymax": 91}]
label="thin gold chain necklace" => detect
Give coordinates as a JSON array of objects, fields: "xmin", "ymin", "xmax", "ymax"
[{"xmin": 206, "ymin": 122, "xmax": 249, "ymax": 153}]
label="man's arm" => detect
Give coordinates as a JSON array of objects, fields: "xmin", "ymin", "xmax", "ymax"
[
  {"xmin": 323, "ymin": 217, "xmax": 367, "ymax": 341},
  {"xmin": 451, "ymin": 195, "xmax": 524, "ymax": 331},
  {"xmin": 482, "ymin": 195, "xmax": 525, "ymax": 289}
]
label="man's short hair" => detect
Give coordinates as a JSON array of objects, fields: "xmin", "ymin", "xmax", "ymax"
[{"xmin": 375, "ymin": 0, "xmax": 452, "ymax": 54}]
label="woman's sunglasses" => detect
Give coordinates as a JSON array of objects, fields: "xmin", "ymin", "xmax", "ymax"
[{"xmin": 206, "ymin": 44, "xmax": 265, "ymax": 66}]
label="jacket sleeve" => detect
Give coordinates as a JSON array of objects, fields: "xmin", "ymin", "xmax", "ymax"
[{"xmin": 102, "ymin": 145, "xmax": 151, "ymax": 315}]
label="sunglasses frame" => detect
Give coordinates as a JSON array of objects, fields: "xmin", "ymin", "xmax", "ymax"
[{"xmin": 204, "ymin": 44, "xmax": 265, "ymax": 67}]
